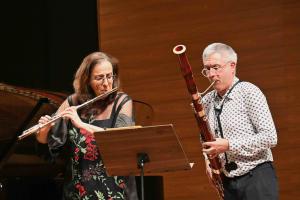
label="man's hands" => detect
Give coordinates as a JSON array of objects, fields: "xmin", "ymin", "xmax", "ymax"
[
  {"xmin": 202, "ymin": 138, "xmax": 229, "ymax": 159},
  {"xmin": 202, "ymin": 138, "xmax": 227, "ymax": 198}
]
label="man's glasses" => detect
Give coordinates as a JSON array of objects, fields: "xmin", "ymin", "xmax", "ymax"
[
  {"xmin": 201, "ymin": 61, "xmax": 232, "ymax": 77},
  {"xmin": 93, "ymin": 74, "xmax": 116, "ymax": 84}
]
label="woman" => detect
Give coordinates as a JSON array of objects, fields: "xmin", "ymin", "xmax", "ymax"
[{"xmin": 36, "ymin": 52, "xmax": 138, "ymax": 200}]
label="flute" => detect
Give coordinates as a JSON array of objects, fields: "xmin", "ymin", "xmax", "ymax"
[{"xmin": 18, "ymin": 87, "xmax": 118, "ymax": 140}]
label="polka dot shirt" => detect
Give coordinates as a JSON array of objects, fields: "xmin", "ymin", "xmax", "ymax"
[{"xmin": 202, "ymin": 77, "xmax": 277, "ymax": 177}]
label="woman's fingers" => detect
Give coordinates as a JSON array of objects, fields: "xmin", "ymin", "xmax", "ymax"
[{"xmin": 39, "ymin": 115, "xmax": 51, "ymax": 124}]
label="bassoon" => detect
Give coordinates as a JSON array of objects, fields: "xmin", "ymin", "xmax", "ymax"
[{"xmin": 173, "ymin": 44, "xmax": 224, "ymax": 199}]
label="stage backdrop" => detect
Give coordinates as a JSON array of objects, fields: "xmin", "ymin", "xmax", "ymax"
[{"xmin": 98, "ymin": 0, "xmax": 300, "ymax": 199}]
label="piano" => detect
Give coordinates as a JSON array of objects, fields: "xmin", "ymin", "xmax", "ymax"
[{"xmin": 0, "ymin": 83, "xmax": 162, "ymax": 200}]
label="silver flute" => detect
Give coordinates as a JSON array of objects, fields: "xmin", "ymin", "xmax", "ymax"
[{"xmin": 18, "ymin": 87, "xmax": 118, "ymax": 140}]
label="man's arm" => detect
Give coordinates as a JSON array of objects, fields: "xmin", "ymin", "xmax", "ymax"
[{"xmin": 229, "ymin": 84, "xmax": 277, "ymax": 154}]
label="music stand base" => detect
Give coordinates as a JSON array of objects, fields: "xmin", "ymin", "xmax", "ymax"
[{"xmin": 137, "ymin": 153, "xmax": 150, "ymax": 200}]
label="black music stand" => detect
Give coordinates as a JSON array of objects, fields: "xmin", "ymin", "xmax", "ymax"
[{"xmin": 94, "ymin": 124, "xmax": 193, "ymax": 200}]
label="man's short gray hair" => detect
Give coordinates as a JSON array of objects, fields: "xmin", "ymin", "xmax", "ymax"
[{"xmin": 202, "ymin": 43, "xmax": 238, "ymax": 63}]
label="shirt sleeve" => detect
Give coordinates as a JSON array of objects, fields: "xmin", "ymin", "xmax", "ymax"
[{"xmin": 229, "ymin": 84, "xmax": 277, "ymax": 154}]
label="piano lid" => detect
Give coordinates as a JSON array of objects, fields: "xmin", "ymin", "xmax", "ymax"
[
  {"xmin": 0, "ymin": 82, "xmax": 154, "ymax": 177},
  {"xmin": 0, "ymin": 83, "xmax": 67, "ymax": 143},
  {"xmin": 0, "ymin": 83, "xmax": 67, "ymax": 177}
]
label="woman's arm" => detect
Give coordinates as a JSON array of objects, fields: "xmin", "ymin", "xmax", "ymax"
[
  {"xmin": 36, "ymin": 99, "xmax": 70, "ymax": 144},
  {"xmin": 114, "ymin": 95, "xmax": 135, "ymax": 128}
]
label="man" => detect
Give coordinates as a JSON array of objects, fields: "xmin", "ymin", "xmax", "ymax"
[{"xmin": 201, "ymin": 43, "xmax": 278, "ymax": 199}]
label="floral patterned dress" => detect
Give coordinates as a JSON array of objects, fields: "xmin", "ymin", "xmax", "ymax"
[
  {"xmin": 49, "ymin": 93, "xmax": 134, "ymax": 200},
  {"xmin": 63, "ymin": 120, "xmax": 127, "ymax": 200}
]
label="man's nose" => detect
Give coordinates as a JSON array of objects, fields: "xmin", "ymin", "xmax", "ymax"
[{"xmin": 207, "ymin": 68, "xmax": 217, "ymax": 78}]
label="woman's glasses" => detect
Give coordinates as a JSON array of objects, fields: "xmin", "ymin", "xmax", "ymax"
[{"xmin": 93, "ymin": 74, "xmax": 116, "ymax": 84}]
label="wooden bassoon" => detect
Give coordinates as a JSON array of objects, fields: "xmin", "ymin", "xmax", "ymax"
[{"xmin": 173, "ymin": 44, "xmax": 224, "ymax": 199}]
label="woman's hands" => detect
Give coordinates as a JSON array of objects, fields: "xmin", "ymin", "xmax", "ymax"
[
  {"xmin": 36, "ymin": 105, "xmax": 106, "ymax": 144},
  {"xmin": 38, "ymin": 115, "xmax": 53, "ymax": 132},
  {"xmin": 61, "ymin": 106, "xmax": 105, "ymax": 133},
  {"xmin": 36, "ymin": 115, "xmax": 54, "ymax": 143},
  {"xmin": 61, "ymin": 106, "xmax": 84, "ymax": 129}
]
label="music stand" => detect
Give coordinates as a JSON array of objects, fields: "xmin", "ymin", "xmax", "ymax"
[{"xmin": 94, "ymin": 124, "xmax": 193, "ymax": 200}]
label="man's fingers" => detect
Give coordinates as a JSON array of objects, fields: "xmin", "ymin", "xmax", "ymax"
[
  {"xmin": 203, "ymin": 141, "xmax": 212, "ymax": 148},
  {"xmin": 203, "ymin": 147, "xmax": 217, "ymax": 154}
]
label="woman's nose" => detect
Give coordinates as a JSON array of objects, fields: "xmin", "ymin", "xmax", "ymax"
[{"xmin": 102, "ymin": 77, "xmax": 109, "ymax": 85}]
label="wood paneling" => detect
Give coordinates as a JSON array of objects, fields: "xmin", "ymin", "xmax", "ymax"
[{"xmin": 99, "ymin": 0, "xmax": 300, "ymax": 199}]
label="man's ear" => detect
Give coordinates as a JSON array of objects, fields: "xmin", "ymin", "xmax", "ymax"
[{"xmin": 230, "ymin": 62, "xmax": 236, "ymax": 70}]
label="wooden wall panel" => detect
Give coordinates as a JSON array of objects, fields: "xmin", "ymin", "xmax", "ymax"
[{"xmin": 98, "ymin": 0, "xmax": 300, "ymax": 199}]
